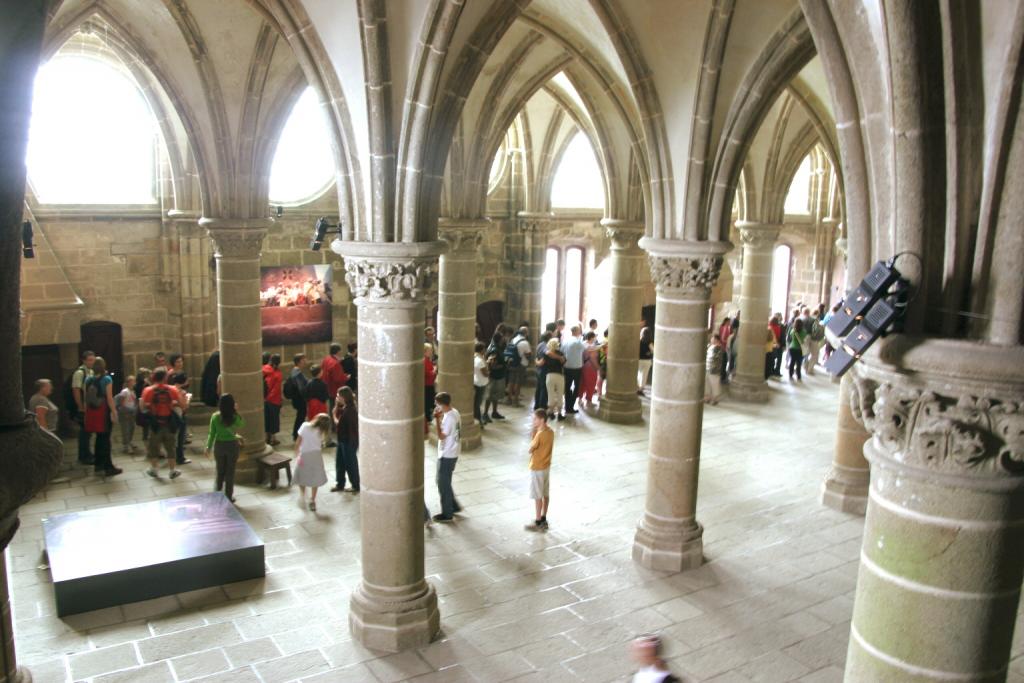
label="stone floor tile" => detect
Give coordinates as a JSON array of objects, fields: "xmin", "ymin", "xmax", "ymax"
[
  {"xmin": 170, "ymin": 648, "xmax": 231, "ymax": 680},
  {"xmin": 734, "ymin": 650, "xmax": 812, "ymax": 682},
  {"xmin": 137, "ymin": 622, "xmax": 241, "ymax": 663},
  {"xmin": 364, "ymin": 651, "xmax": 434, "ymax": 683},
  {"xmin": 193, "ymin": 665, "xmax": 262, "ymax": 683},
  {"xmin": 796, "ymin": 666, "xmax": 844, "ymax": 682},
  {"xmin": 254, "ymin": 650, "xmax": 332, "ymax": 683},
  {"xmin": 93, "ymin": 660, "xmax": 175, "ymax": 683},
  {"xmin": 224, "ymin": 636, "xmax": 283, "ymax": 668},
  {"xmin": 69, "ymin": 642, "xmax": 139, "ymax": 679}
]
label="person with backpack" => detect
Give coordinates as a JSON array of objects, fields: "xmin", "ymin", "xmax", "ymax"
[
  {"xmin": 262, "ymin": 354, "xmax": 284, "ymax": 446},
  {"xmin": 787, "ymin": 318, "xmax": 808, "ymax": 382},
  {"xmin": 504, "ymin": 326, "xmax": 531, "ymax": 407},
  {"xmin": 484, "ymin": 331, "xmax": 508, "ymax": 421},
  {"xmin": 804, "ymin": 304, "xmax": 826, "ymax": 375},
  {"xmin": 303, "ymin": 364, "xmax": 330, "ymax": 420},
  {"xmin": 171, "ymin": 373, "xmax": 192, "ymax": 466},
  {"xmin": 205, "ymin": 393, "xmax": 245, "ymax": 503},
  {"xmin": 141, "ymin": 369, "xmax": 182, "ymax": 479},
  {"xmin": 285, "ymin": 353, "xmax": 309, "ymax": 441},
  {"xmin": 67, "ymin": 349, "xmax": 96, "ymax": 465},
  {"xmin": 84, "ymin": 357, "xmax": 122, "ymax": 477}
]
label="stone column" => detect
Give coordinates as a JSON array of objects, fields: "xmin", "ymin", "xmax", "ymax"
[
  {"xmin": 632, "ymin": 239, "xmax": 728, "ymax": 571},
  {"xmin": 437, "ymin": 219, "xmax": 486, "ymax": 450},
  {"xmin": 0, "ymin": 4, "xmax": 64, "ymax": 682},
  {"xmin": 820, "ymin": 373, "xmax": 870, "ymax": 513},
  {"xmin": 597, "ymin": 220, "xmax": 644, "ymax": 424},
  {"xmin": 727, "ymin": 222, "xmax": 779, "ymax": 402},
  {"xmin": 337, "ymin": 242, "xmax": 442, "ymax": 651},
  {"xmin": 170, "ymin": 211, "xmax": 216, "ymax": 377},
  {"xmin": 845, "ymin": 338, "xmax": 1024, "ymax": 681},
  {"xmin": 516, "ymin": 212, "xmax": 552, "ymax": 343},
  {"xmin": 203, "ymin": 219, "xmax": 274, "ymax": 477}
]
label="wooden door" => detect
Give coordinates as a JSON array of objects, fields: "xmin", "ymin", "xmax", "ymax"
[{"xmin": 476, "ymin": 301, "xmax": 504, "ymax": 344}]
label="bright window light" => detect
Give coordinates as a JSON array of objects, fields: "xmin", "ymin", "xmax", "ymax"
[
  {"xmin": 564, "ymin": 247, "xmax": 583, "ymax": 326},
  {"xmin": 27, "ymin": 55, "xmax": 158, "ymax": 204},
  {"xmin": 770, "ymin": 244, "xmax": 793, "ymax": 316},
  {"xmin": 551, "ymin": 131, "xmax": 604, "ymax": 210},
  {"xmin": 542, "ymin": 247, "xmax": 559, "ymax": 326},
  {"xmin": 784, "ymin": 154, "xmax": 812, "ymax": 215},
  {"xmin": 269, "ymin": 87, "xmax": 335, "ymax": 205}
]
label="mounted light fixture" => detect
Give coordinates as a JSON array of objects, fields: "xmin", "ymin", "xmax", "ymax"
[
  {"xmin": 310, "ymin": 216, "xmax": 341, "ymax": 252},
  {"xmin": 824, "ymin": 255, "xmax": 914, "ymax": 377},
  {"xmin": 22, "ymin": 221, "xmax": 34, "ymax": 259}
]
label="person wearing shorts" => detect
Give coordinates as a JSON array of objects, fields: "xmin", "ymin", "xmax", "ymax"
[{"xmin": 525, "ymin": 409, "xmax": 554, "ymax": 531}]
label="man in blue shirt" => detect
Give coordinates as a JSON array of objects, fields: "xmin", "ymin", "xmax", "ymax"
[{"xmin": 561, "ymin": 325, "xmax": 585, "ymax": 414}]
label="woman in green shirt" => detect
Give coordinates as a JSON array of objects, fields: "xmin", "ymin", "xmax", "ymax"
[
  {"xmin": 205, "ymin": 393, "xmax": 245, "ymax": 502},
  {"xmin": 787, "ymin": 318, "xmax": 807, "ymax": 382}
]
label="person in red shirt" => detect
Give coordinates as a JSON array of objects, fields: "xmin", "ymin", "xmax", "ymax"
[
  {"xmin": 321, "ymin": 343, "xmax": 348, "ymax": 407},
  {"xmin": 263, "ymin": 354, "xmax": 283, "ymax": 446},
  {"xmin": 424, "ymin": 343, "xmax": 437, "ymax": 437},
  {"xmin": 320, "ymin": 344, "xmax": 348, "ymax": 446},
  {"xmin": 141, "ymin": 369, "xmax": 182, "ymax": 479}
]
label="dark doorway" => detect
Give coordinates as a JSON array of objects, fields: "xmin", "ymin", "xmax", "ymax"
[
  {"xmin": 641, "ymin": 305, "xmax": 656, "ymax": 339},
  {"xmin": 476, "ymin": 301, "xmax": 504, "ymax": 344},
  {"xmin": 22, "ymin": 344, "xmax": 68, "ymax": 435},
  {"xmin": 80, "ymin": 321, "xmax": 124, "ymax": 390}
]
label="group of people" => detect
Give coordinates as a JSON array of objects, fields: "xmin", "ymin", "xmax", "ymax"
[
  {"xmin": 704, "ymin": 302, "xmax": 832, "ymax": 403},
  {"xmin": 460, "ymin": 318, "xmax": 615, "ymax": 430}
]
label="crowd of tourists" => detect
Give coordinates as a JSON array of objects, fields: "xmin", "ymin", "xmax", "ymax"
[{"xmin": 704, "ymin": 302, "xmax": 833, "ymax": 403}]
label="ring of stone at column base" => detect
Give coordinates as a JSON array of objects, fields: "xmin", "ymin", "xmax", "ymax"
[
  {"xmin": 632, "ymin": 519, "xmax": 704, "ymax": 571},
  {"xmin": 727, "ymin": 377, "xmax": 771, "ymax": 403},
  {"xmin": 853, "ymin": 336, "xmax": 1024, "ymax": 493},
  {"xmin": 349, "ymin": 581, "xmax": 440, "ymax": 652}
]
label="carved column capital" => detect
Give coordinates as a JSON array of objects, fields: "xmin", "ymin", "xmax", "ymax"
[
  {"xmin": 735, "ymin": 221, "xmax": 781, "ymax": 250},
  {"xmin": 640, "ymin": 239, "xmax": 731, "ymax": 296},
  {"xmin": 602, "ymin": 219, "xmax": 644, "ymax": 251},
  {"xmin": 438, "ymin": 218, "xmax": 487, "ymax": 255},
  {"xmin": 516, "ymin": 211, "xmax": 554, "ymax": 235},
  {"xmin": 342, "ymin": 257, "xmax": 438, "ymax": 304},
  {"xmin": 200, "ymin": 218, "xmax": 274, "ymax": 259},
  {"xmin": 851, "ymin": 337, "xmax": 1024, "ymax": 491}
]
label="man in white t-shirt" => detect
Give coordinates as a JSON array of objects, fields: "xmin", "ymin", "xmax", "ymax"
[{"xmin": 432, "ymin": 391, "xmax": 462, "ymax": 523}]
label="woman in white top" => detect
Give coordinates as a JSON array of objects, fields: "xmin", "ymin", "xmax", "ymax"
[
  {"xmin": 28, "ymin": 379, "xmax": 59, "ymax": 434},
  {"xmin": 293, "ymin": 413, "xmax": 332, "ymax": 511},
  {"xmin": 115, "ymin": 375, "xmax": 139, "ymax": 454},
  {"xmin": 472, "ymin": 341, "xmax": 489, "ymax": 429}
]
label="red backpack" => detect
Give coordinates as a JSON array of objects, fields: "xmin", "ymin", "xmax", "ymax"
[{"xmin": 148, "ymin": 385, "xmax": 175, "ymax": 429}]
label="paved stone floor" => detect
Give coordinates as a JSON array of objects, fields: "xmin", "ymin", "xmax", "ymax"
[{"xmin": 9, "ymin": 374, "xmax": 1024, "ymax": 682}]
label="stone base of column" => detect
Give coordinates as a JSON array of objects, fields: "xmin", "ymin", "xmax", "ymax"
[
  {"xmin": 349, "ymin": 580, "xmax": 440, "ymax": 652},
  {"xmin": 235, "ymin": 442, "xmax": 273, "ymax": 484},
  {"xmin": 728, "ymin": 377, "xmax": 770, "ymax": 403},
  {"xmin": 461, "ymin": 421, "xmax": 482, "ymax": 451},
  {"xmin": 632, "ymin": 518, "xmax": 704, "ymax": 572},
  {"xmin": 10, "ymin": 666, "xmax": 33, "ymax": 683},
  {"xmin": 597, "ymin": 391, "xmax": 642, "ymax": 424},
  {"xmin": 820, "ymin": 466, "xmax": 869, "ymax": 515}
]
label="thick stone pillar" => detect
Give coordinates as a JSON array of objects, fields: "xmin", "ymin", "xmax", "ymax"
[
  {"xmin": 0, "ymin": 4, "xmax": 64, "ymax": 682},
  {"xmin": 820, "ymin": 373, "xmax": 870, "ymax": 513},
  {"xmin": 729, "ymin": 222, "xmax": 780, "ymax": 402},
  {"xmin": 845, "ymin": 338, "xmax": 1024, "ymax": 681},
  {"xmin": 437, "ymin": 219, "xmax": 485, "ymax": 450},
  {"xmin": 516, "ymin": 212, "xmax": 552, "ymax": 343},
  {"xmin": 203, "ymin": 219, "xmax": 274, "ymax": 477},
  {"xmin": 632, "ymin": 240, "xmax": 728, "ymax": 571},
  {"xmin": 597, "ymin": 220, "xmax": 644, "ymax": 424},
  {"xmin": 338, "ymin": 243, "xmax": 441, "ymax": 651}
]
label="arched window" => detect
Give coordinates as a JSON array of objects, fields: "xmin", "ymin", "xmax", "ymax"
[
  {"xmin": 487, "ymin": 139, "xmax": 508, "ymax": 195},
  {"xmin": 550, "ymin": 131, "xmax": 604, "ymax": 210},
  {"xmin": 784, "ymin": 154, "xmax": 813, "ymax": 215},
  {"xmin": 541, "ymin": 246, "xmax": 587, "ymax": 325},
  {"xmin": 27, "ymin": 54, "xmax": 159, "ymax": 204},
  {"xmin": 770, "ymin": 244, "xmax": 793, "ymax": 316},
  {"xmin": 269, "ymin": 87, "xmax": 335, "ymax": 205}
]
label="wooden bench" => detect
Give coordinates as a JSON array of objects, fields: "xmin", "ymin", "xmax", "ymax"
[{"xmin": 256, "ymin": 453, "xmax": 292, "ymax": 489}]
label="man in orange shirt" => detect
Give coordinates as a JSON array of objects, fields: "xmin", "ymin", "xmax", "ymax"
[
  {"xmin": 525, "ymin": 409, "xmax": 554, "ymax": 531},
  {"xmin": 141, "ymin": 369, "xmax": 182, "ymax": 479}
]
